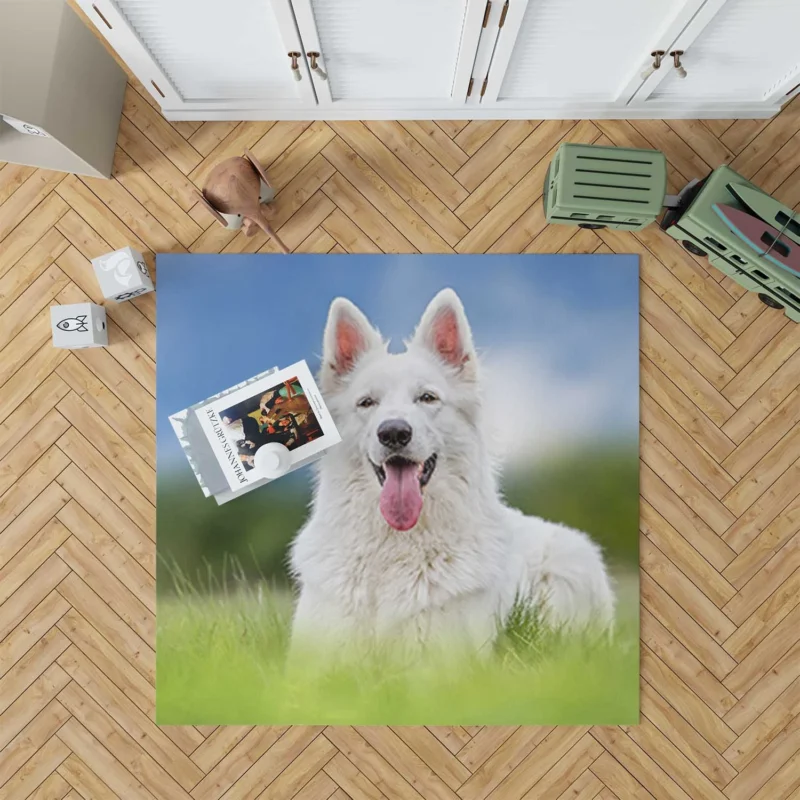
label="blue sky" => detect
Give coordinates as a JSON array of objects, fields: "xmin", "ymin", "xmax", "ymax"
[{"xmin": 157, "ymin": 254, "xmax": 639, "ymax": 470}]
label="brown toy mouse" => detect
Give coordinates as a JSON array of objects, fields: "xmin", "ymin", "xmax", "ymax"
[{"xmin": 197, "ymin": 149, "xmax": 290, "ymax": 253}]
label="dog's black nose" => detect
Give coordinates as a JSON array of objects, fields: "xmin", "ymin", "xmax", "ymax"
[{"xmin": 377, "ymin": 419, "xmax": 412, "ymax": 449}]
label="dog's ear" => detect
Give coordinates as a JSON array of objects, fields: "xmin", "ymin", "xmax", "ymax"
[
  {"xmin": 322, "ymin": 298, "xmax": 382, "ymax": 391},
  {"xmin": 412, "ymin": 288, "xmax": 477, "ymax": 377}
]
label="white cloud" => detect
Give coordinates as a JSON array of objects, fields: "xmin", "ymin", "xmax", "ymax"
[{"xmin": 480, "ymin": 345, "xmax": 636, "ymax": 467}]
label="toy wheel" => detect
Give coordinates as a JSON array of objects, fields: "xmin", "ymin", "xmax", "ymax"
[
  {"xmin": 578, "ymin": 223, "xmax": 606, "ymax": 229},
  {"xmin": 758, "ymin": 293, "xmax": 784, "ymax": 310},
  {"xmin": 682, "ymin": 240, "xmax": 707, "ymax": 257}
]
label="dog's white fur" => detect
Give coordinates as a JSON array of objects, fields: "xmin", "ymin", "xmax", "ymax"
[{"xmin": 290, "ymin": 289, "xmax": 614, "ymax": 656}]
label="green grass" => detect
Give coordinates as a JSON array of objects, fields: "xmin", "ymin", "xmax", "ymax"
[{"xmin": 156, "ymin": 572, "xmax": 639, "ymax": 726}]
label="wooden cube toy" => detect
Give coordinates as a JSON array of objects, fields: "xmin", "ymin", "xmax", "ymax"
[
  {"xmin": 91, "ymin": 246, "xmax": 154, "ymax": 302},
  {"xmin": 51, "ymin": 303, "xmax": 107, "ymax": 348}
]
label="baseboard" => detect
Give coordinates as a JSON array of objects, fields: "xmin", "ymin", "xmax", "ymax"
[{"xmin": 163, "ymin": 103, "xmax": 780, "ymax": 122}]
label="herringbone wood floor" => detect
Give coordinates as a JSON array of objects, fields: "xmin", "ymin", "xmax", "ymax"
[{"xmin": 3, "ymin": 51, "xmax": 800, "ymax": 800}]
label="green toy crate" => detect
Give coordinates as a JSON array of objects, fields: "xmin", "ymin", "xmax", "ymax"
[
  {"xmin": 660, "ymin": 164, "xmax": 800, "ymax": 323},
  {"xmin": 544, "ymin": 143, "xmax": 667, "ymax": 231}
]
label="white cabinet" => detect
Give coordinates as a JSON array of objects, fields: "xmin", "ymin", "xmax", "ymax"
[
  {"xmin": 290, "ymin": 0, "xmax": 486, "ymax": 109},
  {"xmin": 481, "ymin": 0, "xmax": 704, "ymax": 106},
  {"xmin": 633, "ymin": 0, "xmax": 800, "ymax": 108},
  {"xmin": 478, "ymin": 0, "xmax": 799, "ymax": 116},
  {"xmin": 77, "ymin": 0, "xmax": 316, "ymax": 111},
  {"xmin": 77, "ymin": 0, "xmax": 800, "ymax": 120}
]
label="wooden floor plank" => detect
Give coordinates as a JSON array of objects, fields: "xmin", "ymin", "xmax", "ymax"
[
  {"xmin": 322, "ymin": 138, "xmax": 453, "ymax": 253},
  {"xmin": 0, "ymin": 229, "xmax": 68, "ymax": 316},
  {"xmin": 55, "ymin": 666, "xmax": 200, "ymax": 796},
  {"xmin": 57, "ymin": 501, "xmax": 154, "ymax": 608},
  {"xmin": 722, "ymin": 461, "xmax": 800, "ymax": 552},
  {"xmin": 187, "ymin": 121, "xmax": 239, "ymax": 158},
  {"xmin": 641, "ymin": 284, "xmax": 736, "ymax": 390},
  {"xmin": 0, "ymin": 264, "xmax": 69, "ymax": 348},
  {"xmin": 455, "ymin": 119, "xmax": 585, "ymax": 233},
  {"xmin": 602, "ymin": 229, "xmax": 736, "ymax": 351},
  {"xmin": 640, "ymin": 681, "xmax": 736, "ymax": 790},
  {"xmin": 56, "ymin": 535, "xmax": 153, "ymax": 646},
  {"xmin": 115, "ymin": 116, "xmax": 200, "ymax": 212},
  {"xmin": 0, "ymin": 163, "xmax": 37, "ymax": 205},
  {"xmin": 436, "ymin": 120, "xmax": 470, "ymax": 139},
  {"xmin": 56, "ymin": 716, "xmax": 158, "ymax": 800},
  {"xmin": 55, "ymin": 464, "xmax": 155, "ymax": 574},
  {"xmin": 0, "ymin": 192, "xmax": 69, "ymax": 279},
  {"xmin": 641, "ymin": 501, "xmax": 736, "ymax": 609},
  {"xmin": 364, "ymin": 121, "xmax": 468, "ymax": 210},
  {"xmin": 55, "ymin": 427, "xmax": 154, "ymax": 536},
  {"xmin": 329, "ymin": 121, "xmax": 468, "ymax": 246},
  {"xmin": 322, "ymin": 208, "xmax": 381, "ymax": 254},
  {"xmin": 729, "ymin": 98, "xmax": 800, "ymax": 179},
  {"xmin": 722, "ymin": 349, "xmax": 800, "ymax": 444},
  {"xmin": 55, "ymin": 569, "xmax": 154, "ymax": 685},
  {"xmin": 76, "ymin": 171, "xmax": 185, "ymax": 255},
  {"xmin": 633, "ymin": 227, "xmax": 735, "ymax": 319},
  {"xmin": 666, "ymin": 120, "xmax": 735, "ymax": 171},
  {"xmin": 0, "ymin": 697, "xmax": 70, "ymax": 788},
  {"xmin": 640, "ymin": 356, "xmax": 735, "ymax": 463},
  {"xmin": 399, "ymin": 121, "xmax": 469, "ymax": 175},
  {"xmin": 641, "ymin": 398, "xmax": 737, "ymax": 506},
  {"xmin": 322, "ymin": 173, "xmax": 416, "ymax": 254},
  {"xmin": 57, "ymin": 753, "xmax": 121, "ymax": 800},
  {"xmin": 263, "ymin": 122, "xmax": 335, "ymax": 192},
  {"xmin": 724, "ymin": 568, "xmax": 800, "ymax": 664},
  {"xmin": 0, "ymin": 666, "xmax": 69, "ymax": 758},
  {"xmin": 721, "ymin": 117, "xmax": 773, "ymax": 155},
  {"xmin": 0, "ymin": 170, "xmax": 66, "ymax": 244},
  {"xmin": 55, "ymin": 175, "xmax": 148, "ymax": 255},
  {"xmin": 640, "ymin": 644, "xmax": 737, "ymax": 752},
  {"xmin": 453, "ymin": 121, "xmax": 539, "ymax": 192},
  {"xmin": 189, "ymin": 727, "xmax": 288, "ymax": 800},
  {"xmin": 121, "ymin": 85, "xmax": 201, "ymax": 176},
  {"xmin": 111, "ymin": 147, "xmax": 202, "ymax": 249},
  {"xmin": 641, "ymin": 535, "xmax": 736, "ymax": 645},
  {"xmin": 629, "ymin": 120, "xmax": 708, "ymax": 182}
]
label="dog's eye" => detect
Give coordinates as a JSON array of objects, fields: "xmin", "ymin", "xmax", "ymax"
[
  {"xmin": 357, "ymin": 397, "xmax": 376, "ymax": 409},
  {"xmin": 417, "ymin": 392, "xmax": 439, "ymax": 404}
]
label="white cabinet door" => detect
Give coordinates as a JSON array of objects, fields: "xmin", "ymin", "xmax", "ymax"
[
  {"xmin": 481, "ymin": 0, "xmax": 707, "ymax": 111},
  {"xmin": 76, "ymin": 0, "xmax": 315, "ymax": 112},
  {"xmin": 633, "ymin": 0, "xmax": 800, "ymax": 109},
  {"xmin": 290, "ymin": 0, "xmax": 487, "ymax": 110}
]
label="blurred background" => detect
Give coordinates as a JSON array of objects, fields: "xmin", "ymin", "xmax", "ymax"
[{"xmin": 156, "ymin": 254, "xmax": 640, "ymax": 598}]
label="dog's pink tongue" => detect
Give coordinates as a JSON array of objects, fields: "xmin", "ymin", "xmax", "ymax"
[{"xmin": 380, "ymin": 461, "xmax": 423, "ymax": 531}]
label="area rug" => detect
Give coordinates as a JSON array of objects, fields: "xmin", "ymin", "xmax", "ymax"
[{"xmin": 156, "ymin": 253, "xmax": 640, "ymax": 725}]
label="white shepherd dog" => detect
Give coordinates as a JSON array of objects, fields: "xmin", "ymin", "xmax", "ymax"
[{"xmin": 290, "ymin": 288, "xmax": 614, "ymax": 657}]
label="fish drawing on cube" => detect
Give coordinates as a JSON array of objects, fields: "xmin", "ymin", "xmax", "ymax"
[
  {"xmin": 92, "ymin": 246, "xmax": 154, "ymax": 302},
  {"xmin": 51, "ymin": 303, "xmax": 107, "ymax": 349}
]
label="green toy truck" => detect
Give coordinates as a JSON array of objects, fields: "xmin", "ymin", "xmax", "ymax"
[
  {"xmin": 544, "ymin": 143, "xmax": 800, "ymax": 322},
  {"xmin": 659, "ymin": 165, "xmax": 800, "ymax": 322}
]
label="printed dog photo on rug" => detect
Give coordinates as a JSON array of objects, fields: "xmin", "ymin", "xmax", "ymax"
[
  {"xmin": 289, "ymin": 288, "xmax": 614, "ymax": 663},
  {"xmin": 218, "ymin": 376, "xmax": 323, "ymax": 470},
  {"xmin": 155, "ymin": 253, "xmax": 640, "ymax": 726}
]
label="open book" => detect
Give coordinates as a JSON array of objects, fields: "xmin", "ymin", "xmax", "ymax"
[{"xmin": 169, "ymin": 360, "xmax": 341, "ymax": 504}]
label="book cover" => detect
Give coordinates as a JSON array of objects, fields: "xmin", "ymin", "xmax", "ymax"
[{"xmin": 172, "ymin": 361, "xmax": 341, "ymax": 502}]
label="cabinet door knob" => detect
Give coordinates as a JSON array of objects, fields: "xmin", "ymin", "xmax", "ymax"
[
  {"xmin": 307, "ymin": 52, "xmax": 328, "ymax": 81},
  {"xmin": 670, "ymin": 50, "xmax": 687, "ymax": 79},
  {"xmin": 288, "ymin": 52, "xmax": 302, "ymax": 81},
  {"xmin": 641, "ymin": 50, "xmax": 665, "ymax": 80}
]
